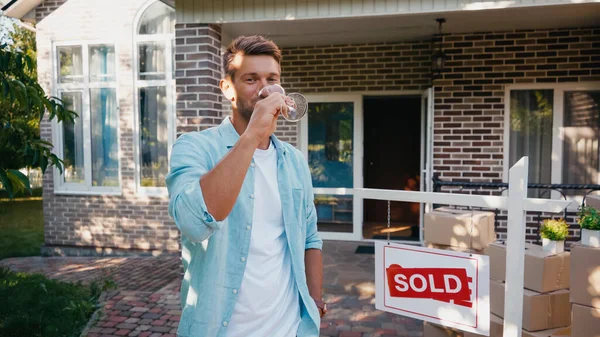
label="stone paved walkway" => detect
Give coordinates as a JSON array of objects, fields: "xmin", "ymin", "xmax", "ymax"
[{"xmin": 1, "ymin": 241, "xmax": 423, "ymax": 337}]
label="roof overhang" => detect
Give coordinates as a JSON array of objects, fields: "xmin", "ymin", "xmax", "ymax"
[{"xmin": 1, "ymin": 0, "xmax": 43, "ymax": 22}]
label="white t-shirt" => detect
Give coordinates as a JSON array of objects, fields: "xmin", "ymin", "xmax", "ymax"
[{"xmin": 225, "ymin": 141, "xmax": 301, "ymax": 337}]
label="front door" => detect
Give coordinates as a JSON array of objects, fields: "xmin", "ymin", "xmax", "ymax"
[{"xmin": 362, "ymin": 96, "xmax": 422, "ymax": 241}]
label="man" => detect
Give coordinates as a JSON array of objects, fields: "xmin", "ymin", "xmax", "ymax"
[{"xmin": 166, "ymin": 35, "xmax": 325, "ymax": 337}]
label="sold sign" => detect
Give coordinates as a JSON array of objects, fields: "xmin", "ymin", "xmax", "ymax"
[
  {"xmin": 375, "ymin": 242, "xmax": 490, "ymax": 336},
  {"xmin": 386, "ymin": 265, "xmax": 473, "ymax": 308}
]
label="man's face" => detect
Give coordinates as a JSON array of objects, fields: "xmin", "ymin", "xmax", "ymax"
[{"xmin": 226, "ymin": 54, "xmax": 281, "ymax": 120}]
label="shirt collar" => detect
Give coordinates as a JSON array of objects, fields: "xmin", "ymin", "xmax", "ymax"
[{"xmin": 218, "ymin": 116, "xmax": 287, "ymax": 156}]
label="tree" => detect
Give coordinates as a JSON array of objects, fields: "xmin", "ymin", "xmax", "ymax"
[{"xmin": 0, "ymin": 44, "xmax": 77, "ymax": 198}]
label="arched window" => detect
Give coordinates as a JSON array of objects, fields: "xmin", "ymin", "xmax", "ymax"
[{"xmin": 134, "ymin": 0, "xmax": 175, "ymax": 192}]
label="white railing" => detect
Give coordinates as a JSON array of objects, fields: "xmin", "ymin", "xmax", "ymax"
[{"xmin": 354, "ymin": 157, "xmax": 573, "ymax": 337}]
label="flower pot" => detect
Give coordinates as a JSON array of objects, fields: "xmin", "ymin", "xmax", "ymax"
[
  {"xmin": 581, "ymin": 228, "xmax": 600, "ymax": 248},
  {"xmin": 542, "ymin": 238, "xmax": 564, "ymax": 254}
]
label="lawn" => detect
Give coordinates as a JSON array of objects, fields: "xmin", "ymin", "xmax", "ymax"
[
  {"xmin": 0, "ymin": 267, "xmax": 106, "ymax": 337},
  {"xmin": 0, "ymin": 197, "xmax": 44, "ymax": 260}
]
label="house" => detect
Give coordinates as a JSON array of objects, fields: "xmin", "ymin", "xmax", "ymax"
[{"xmin": 3, "ymin": 0, "xmax": 599, "ymax": 255}]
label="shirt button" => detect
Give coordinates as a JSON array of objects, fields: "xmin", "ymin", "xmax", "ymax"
[
  {"xmin": 223, "ymin": 321, "xmax": 228, "ymax": 327},
  {"xmin": 232, "ymin": 289, "xmax": 238, "ymax": 294},
  {"xmin": 240, "ymin": 257, "xmax": 246, "ymax": 262},
  {"xmin": 250, "ymin": 194, "xmax": 255, "ymax": 199},
  {"xmin": 250, "ymin": 163, "xmax": 255, "ymax": 168},
  {"xmin": 246, "ymin": 225, "xmax": 251, "ymax": 230}
]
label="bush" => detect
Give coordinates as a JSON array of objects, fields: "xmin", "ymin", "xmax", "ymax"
[
  {"xmin": 578, "ymin": 205, "xmax": 600, "ymax": 231},
  {"xmin": 0, "ymin": 267, "xmax": 115, "ymax": 337},
  {"xmin": 540, "ymin": 218, "xmax": 569, "ymax": 241}
]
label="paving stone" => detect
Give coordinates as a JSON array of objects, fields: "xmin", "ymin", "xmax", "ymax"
[
  {"xmin": 150, "ymin": 326, "xmax": 172, "ymax": 333},
  {"xmin": 117, "ymin": 323, "xmax": 138, "ymax": 330}
]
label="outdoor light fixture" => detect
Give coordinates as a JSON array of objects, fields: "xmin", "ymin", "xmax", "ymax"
[{"xmin": 431, "ymin": 18, "xmax": 447, "ymax": 77}]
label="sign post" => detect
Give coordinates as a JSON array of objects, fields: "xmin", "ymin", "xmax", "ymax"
[{"xmin": 503, "ymin": 157, "xmax": 528, "ymax": 337}]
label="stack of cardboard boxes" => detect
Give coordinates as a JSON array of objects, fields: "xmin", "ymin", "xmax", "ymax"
[
  {"xmin": 484, "ymin": 241, "xmax": 571, "ymax": 337},
  {"xmin": 421, "ymin": 206, "xmax": 577, "ymax": 337},
  {"xmin": 569, "ymin": 195, "xmax": 600, "ymax": 337}
]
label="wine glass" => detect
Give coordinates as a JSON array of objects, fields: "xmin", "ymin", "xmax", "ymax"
[{"xmin": 258, "ymin": 84, "xmax": 308, "ymax": 122}]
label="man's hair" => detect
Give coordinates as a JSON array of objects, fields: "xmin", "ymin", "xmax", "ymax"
[{"xmin": 223, "ymin": 35, "xmax": 282, "ymax": 80}]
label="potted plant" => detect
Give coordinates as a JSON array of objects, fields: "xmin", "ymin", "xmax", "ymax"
[
  {"xmin": 577, "ymin": 205, "xmax": 600, "ymax": 247},
  {"xmin": 540, "ymin": 218, "xmax": 569, "ymax": 254}
]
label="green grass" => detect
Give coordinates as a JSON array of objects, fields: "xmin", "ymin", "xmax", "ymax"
[
  {"xmin": 0, "ymin": 198, "xmax": 44, "ymax": 260},
  {"xmin": 0, "ymin": 267, "xmax": 108, "ymax": 337}
]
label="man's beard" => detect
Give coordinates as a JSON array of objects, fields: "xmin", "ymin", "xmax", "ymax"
[{"xmin": 237, "ymin": 97, "xmax": 256, "ymax": 121}]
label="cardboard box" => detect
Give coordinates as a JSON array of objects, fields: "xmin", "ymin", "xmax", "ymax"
[
  {"xmin": 490, "ymin": 279, "xmax": 570, "ymax": 331},
  {"xmin": 462, "ymin": 315, "xmax": 504, "ymax": 337},
  {"xmin": 424, "ymin": 207, "xmax": 496, "ymax": 250},
  {"xmin": 423, "ymin": 322, "xmax": 461, "ymax": 337},
  {"xmin": 586, "ymin": 194, "xmax": 600, "ymax": 211},
  {"xmin": 425, "ymin": 318, "xmax": 570, "ymax": 337},
  {"xmin": 485, "ymin": 241, "xmax": 570, "ymax": 293},
  {"xmin": 465, "ymin": 315, "xmax": 568, "ymax": 337},
  {"xmin": 570, "ymin": 242, "xmax": 600, "ymax": 308},
  {"xmin": 422, "ymin": 316, "xmax": 503, "ymax": 337},
  {"xmin": 424, "ymin": 241, "xmax": 485, "ymax": 255},
  {"xmin": 571, "ymin": 303, "xmax": 600, "ymax": 337}
]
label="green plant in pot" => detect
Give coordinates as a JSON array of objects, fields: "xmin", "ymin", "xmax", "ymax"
[
  {"xmin": 577, "ymin": 205, "xmax": 600, "ymax": 247},
  {"xmin": 540, "ymin": 218, "xmax": 569, "ymax": 254}
]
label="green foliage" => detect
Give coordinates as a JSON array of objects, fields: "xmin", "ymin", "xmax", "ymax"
[
  {"xmin": 578, "ymin": 205, "xmax": 600, "ymax": 231},
  {"xmin": 540, "ymin": 218, "xmax": 569, "ymax": 241},
  {"xmin": 0, "ymin": 44, "xmax": 77, "ymax": 199},
  {"xmin": 0, "ymin": 267, "xmax": 116, "ymax": 337}
]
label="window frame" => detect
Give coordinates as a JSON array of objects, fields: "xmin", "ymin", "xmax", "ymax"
[
  {"xmin": 51, "ymin": 40, "xmax": 122, "ymax": 195},
  {"xmin": 503, "ymin": 81, "xmax": 600, "ymax": 208},
  {"xmin": 133, "ymin": 0, "xmax": 176, "ymax": 197}
]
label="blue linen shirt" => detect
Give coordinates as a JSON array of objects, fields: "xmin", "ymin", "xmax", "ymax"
[{"xmin": 166, "ymin": 117, "xmax": 323, "ymax": 337}]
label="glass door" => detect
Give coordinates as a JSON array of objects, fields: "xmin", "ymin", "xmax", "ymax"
[{"xmin": 301, "ymin": 94, "xmax": 363, "ymax": 241}]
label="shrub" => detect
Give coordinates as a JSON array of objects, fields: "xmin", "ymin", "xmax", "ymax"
[{"xmin": 540, "ymin": 218, "xmax": 569, "ymax": 241}]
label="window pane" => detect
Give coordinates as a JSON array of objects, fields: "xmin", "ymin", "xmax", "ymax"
[
  {"xmin": 58, "ymin": 46, "xmax": 83, "ymax": 83},
  {"xmin": 90, "ymin": 88, "xmax": 119, "ymax": 187},
  {"xmin": 139, "ymin": 42, "xmax": 166, "ymax": 80},
  {"xmin": 138, "ymin": 1, "xmax": 175, "ymax": 35},
  {"xmin": 139, "ymin": 87, "xmax": 169, "ymax": 187},
  {"xmin": 61, "ymin": 92, "xmax": 84, "ymax": 183},
  {"xmin": 308, "ymin": 102, "xmax": 354, "ymax": 188},
  {"xmin": 563, "ymin": 91, "xmax": 600, "ymax": 195},
  {"xmin": 89, "ymin": 45, "xmax": 116, "ymax": 82},
  {"xmin": 314, "ymin": 194, "xmax": 353, "ymax": 232},
  {"xmin": 509, "ymin": 90, "xmax": 553, "ymax": 198}
]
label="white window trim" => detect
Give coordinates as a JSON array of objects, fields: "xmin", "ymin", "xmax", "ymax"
[
  {"xmin": 51, "ymin": 40, "xmax": 122, "ymax": 196},
  {"xmin": 133, "ymin": 0, "xmax": 176, "ymax": 197},
  {"xmin": 503, "ymin": 81, "xmax": 600, "ymax": 210}
]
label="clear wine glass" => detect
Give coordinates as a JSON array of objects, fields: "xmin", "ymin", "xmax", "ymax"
[{"xmin": 258, "ymin": 84, "xmax": 308, "ymax": 122}]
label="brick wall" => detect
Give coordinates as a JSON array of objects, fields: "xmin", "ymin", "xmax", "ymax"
[
  {"xmin": 432, "ymin": 27, "xmax": 599, "ymax": 185},
  {"xmin": 174, "ymin": 24, "xmax": 224, "ymax": 135},
  {"xmin": 278, "ymin": 40, "xmax": 433, "ymax": 145},
  {"xmin": 35, "ymin": 0, "xmax": 68, "ymax": 22},
  {"xmin": 432, "ymin": 27, "xmax": 599, "ymax": 241},
  {"xmin": 37, "ymin": 0, "xmax": 179, "ymax": 255}
]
